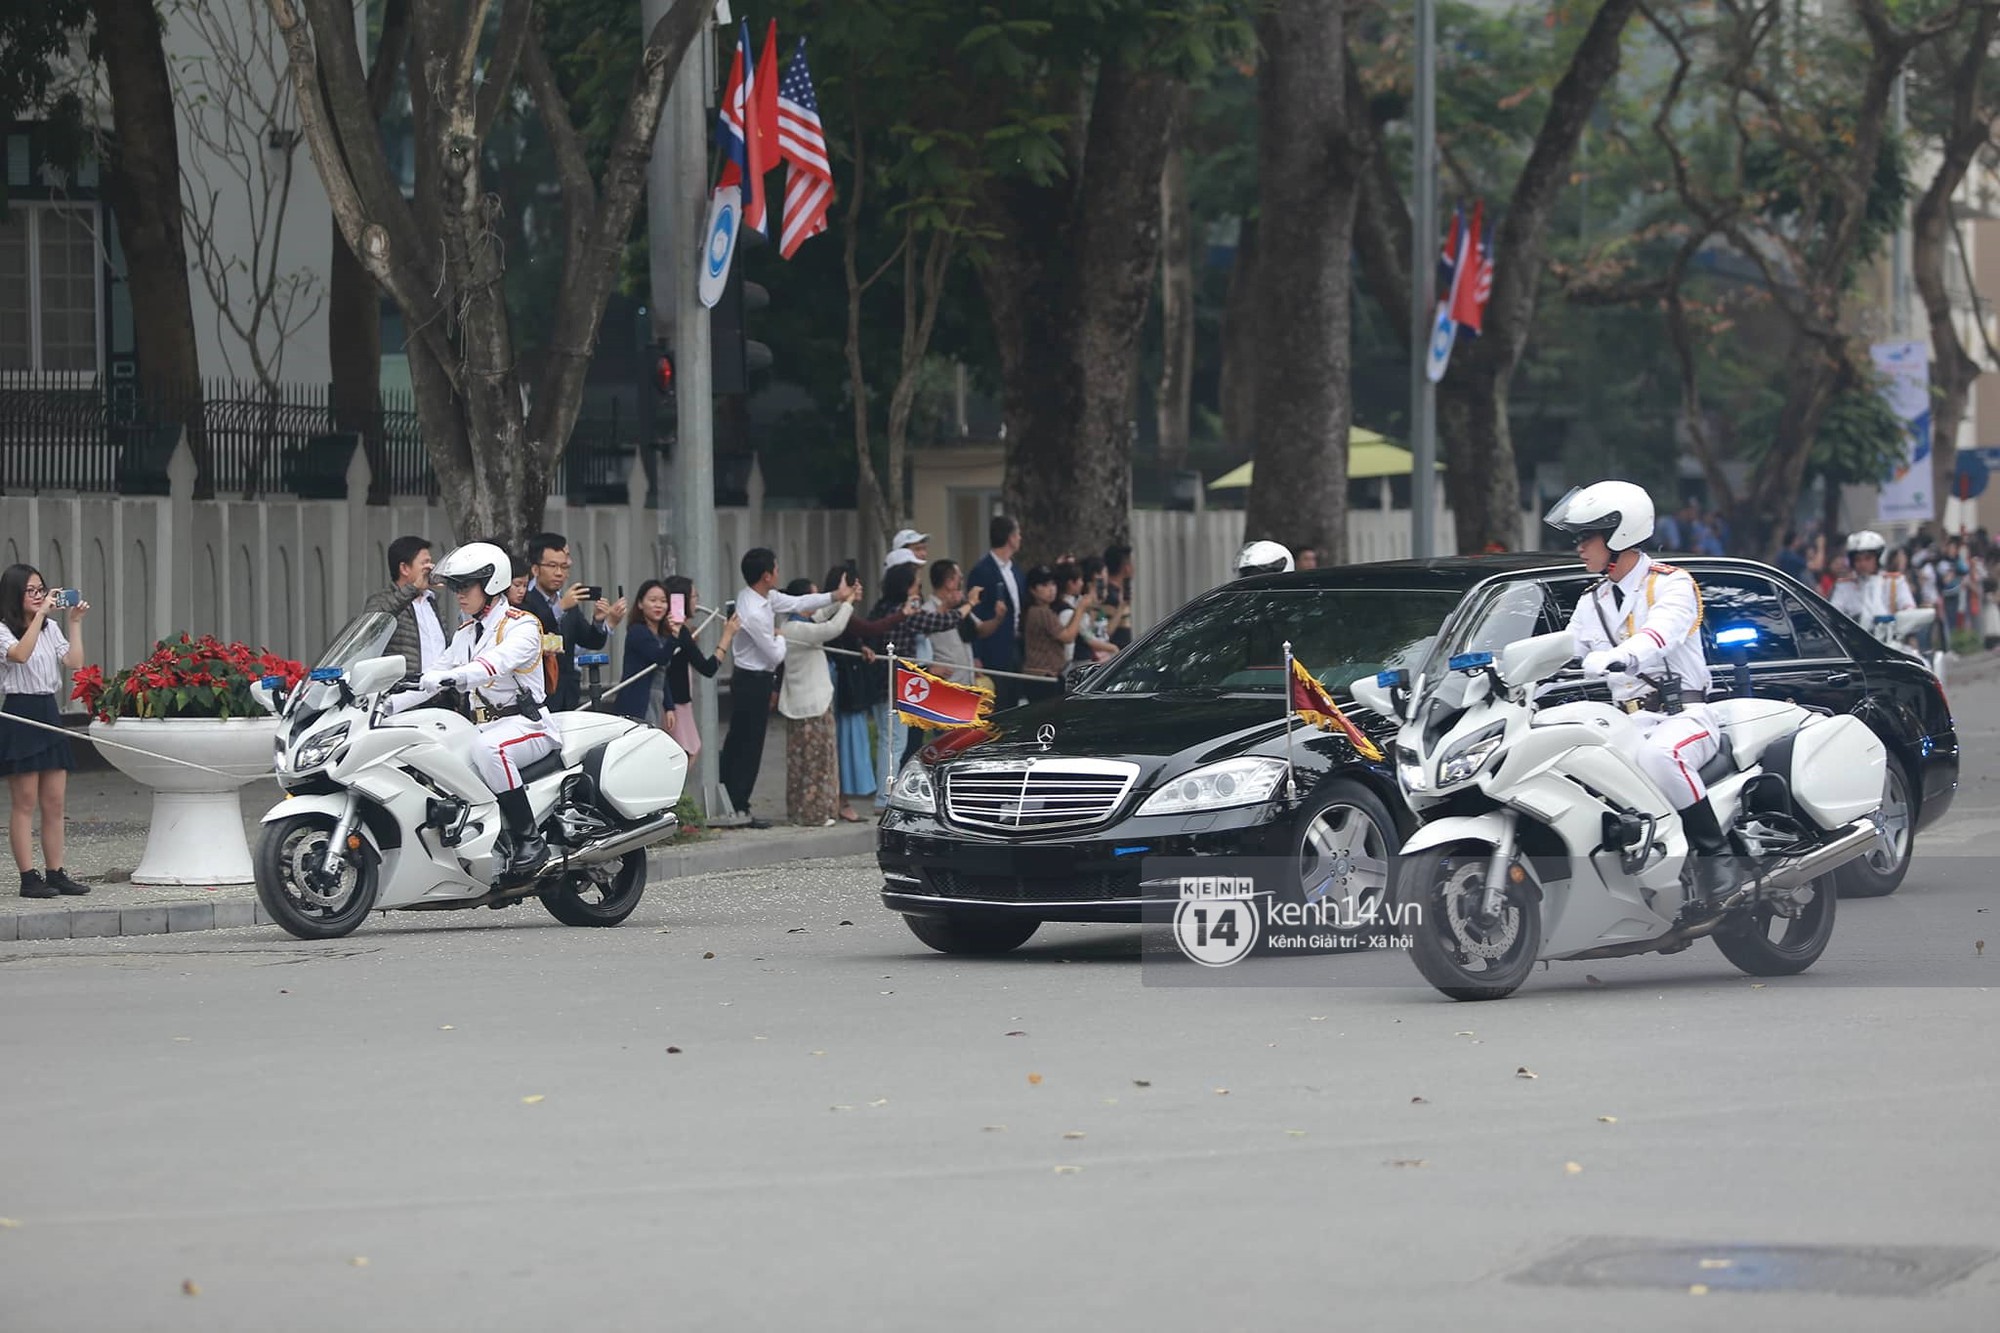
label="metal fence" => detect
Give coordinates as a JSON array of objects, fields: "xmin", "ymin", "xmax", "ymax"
[{"xmin": 0, "ymin": 370, "xmax": 645, "ymax": 502}]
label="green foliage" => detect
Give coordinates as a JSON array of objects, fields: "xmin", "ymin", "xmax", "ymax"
[{"xmin": 0, "ymin": 0, "xmax": 93, "ymax": 212}]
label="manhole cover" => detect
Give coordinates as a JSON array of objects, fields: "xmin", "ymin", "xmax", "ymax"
[{"xmin": 1513, "ymin": 1237, "xmax": 1998, "ymax": 1297}]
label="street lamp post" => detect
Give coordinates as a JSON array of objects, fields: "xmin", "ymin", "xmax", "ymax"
[{"xmin": 1409, "ymin": 0, "xmax": 1439, "ymax": 558}]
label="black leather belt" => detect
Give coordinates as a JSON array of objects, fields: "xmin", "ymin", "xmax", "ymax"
[{"xmin": 473, "ymin": 701, "xmax": 541, "ymax": 724}]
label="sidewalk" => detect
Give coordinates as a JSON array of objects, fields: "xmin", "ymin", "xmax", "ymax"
[{"xmin": 0, "ymin": 720, "xmax": 877, "ymax": 942}]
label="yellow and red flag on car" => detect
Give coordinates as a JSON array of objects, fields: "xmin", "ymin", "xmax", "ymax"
[
  {"xmin": 892, "ymin": 659, "xmax": 995, "ymax": 731},
  {"xmin": 1289, "ymin": 655, "xmax": 1385, "ymax": 762}
]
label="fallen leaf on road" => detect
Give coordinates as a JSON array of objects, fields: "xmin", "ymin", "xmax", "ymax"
[
  {"xmin": 1699, "ymin": 1258, "xmax": 1733, "ymax": 1270},
  {"xmin": 1286, "ymin": 1130, "xmax": 1307, "ymax": 1138},
  {"xmin": 869, "ymin": 1098, "xmax": 890, "ymax": 1107},
  {"xmin": 753, "ymin": 1036, "xmax": 768, "ymax": 1042},
  {"xmin": 1978, "ymin": 939, "xmax": 1986, "ymax": 956},
  {"xmin": 1102, "ymin": 1098, "xmax": 1119, "ymax": 1106},
  {"xmin": 1454, "ymin": 1030, "xmax": 1475, "ymax": 1037},
  {"xmin": 182, "ymin": 1280, "xmax": 201, "ymax": 1297},
  {"xmin": 880, "ymin": 991, "xmax": 895, "ymax": 996},
  {"xmin": 666, "ymin": 1046, "xmax": 682, "ymax": 1054},
  {"xmin": 1062, "ymin": 1131, "xmax": 1086, "ymax": 1140},
  {"xmin": 1516, "ymin": 1067, "xmax": 1538, "ymax": 1079},
  {"xmin": 1387, "ymin": 1158, "xmax": 1427, "ymax": 1168},
  {"xmin": 1132, "ymin": 1079, "xmax": 1152, "ymax": 1088},
  {"xmin": 350, "ymin": 1257, "xmax": 368, "ymax": 1268},
  {"xmin": 786, "ymin": 927, "xmax": 808, "ymax": 934},
  {"xmin": 839, "ymin": 920, "xmax": 854, "ymax": 926},
  {"xmin": 1053, "ymin": 1165, "xmax": 1083, "ymax": 1174},
  {"xmin": 1564, "ymin": 1161, "xmax": 1583, "ymax": 1175},
  {"xmin": 521, "ymin": 1095, "xmax": 545, "ymax": 1104},
  {"xmin": 1027, "ymin": 1072, "xmax": 1043, "ymax": 1085},
  {"xmin": 1310, "ymin": 1015, "xmax": 1327, "ymax": 1021},
  {"xmin": 982, "ymin": 1125, "xmax": 1007, "ymax": 1132},
  {"xmin": 702, "ymin": 951, "xmax": 716, "ymax": 959},
  {"xmin": 1751, "ymin": 983, "xmax": 1766, "ymax": 989},
  {"xmin": 1214, "ymin": 1088, "xmax": 1230, "ymax": 1096},
  {"xmin": 1005, "ymin": 1030, "xmax": 1027, "ymax": 1037},
  {"xmin": 439, "ymin": 1025, "xmax": 454, "ymax": 1031},
  {"xmin": 1585, "ymin": 975, "xmax": 1604, "ymax": 986},
  {"xmin": 0, "ymin": 1217, "xmax": 20, "ymax": 1228},
  {"xmin": 1688, "ymin": 1284, "xmax": 1710, "ymax": 1296},
  {"xmin": 278, "ymin": 989, "xmax": 288, "ymax": 995},
  {"xmin": 1411, "ymin": 1096, "xmax": 1429, "ymax": 1104},
  {"xmin": 1598, "ymin": 1115, "xmax": 1618, "ymax": 1124},
  {"xmin": 172, "ymin": 1037, "xmax": 192, "ymax": 1043},
  {"xmin": 811, "ymin": 1050, "xmax": 826, "ymax": 1056}
]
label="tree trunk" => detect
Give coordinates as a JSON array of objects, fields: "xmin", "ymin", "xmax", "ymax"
[
  {"xmin": 1218, "ymin": 217, "xmax": 1259, "ymax": 457},
  {"xmin": 90, "ymin": 0, "xmax": 207, "ymax": 492},
  {"xmin": 1740, "ymin": 335, "xmax": 1844, "ymax": 559},
  {"xmin": 981, "ymin": 63, "xmax": 1179, "ymax": 571},
  {"xmin": 1913, "ymin": 4, "xmax": 1999, "ymax": 522},
  {"xmin": 1437, "ymin": 364, "xmax": 1521, "ymax": 551},
  {"xmin": 1155, "ymin": 88, "xmax": 1195, "ymax": 475},
  {"xmin": 1244, "ymin": 0, "xmax": 1355, "ymax": 557}
]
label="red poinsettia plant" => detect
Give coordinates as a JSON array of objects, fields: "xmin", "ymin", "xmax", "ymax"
[{"xmin": 72, "ymin": 634, "xmax": 306, "ymax": 723}]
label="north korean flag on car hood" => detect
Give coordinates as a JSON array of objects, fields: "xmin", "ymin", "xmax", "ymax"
[{"xmin": 892, "ymin": 660, "xmax": 995, "ymax": 730}]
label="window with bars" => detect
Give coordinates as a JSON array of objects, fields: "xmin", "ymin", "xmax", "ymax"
[{"xmin": 0, "ymin": 204, "xmax": 102, "ymax": 375}]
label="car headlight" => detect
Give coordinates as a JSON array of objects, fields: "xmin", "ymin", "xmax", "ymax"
[
  {"xmin": 1136, "ymin": 757, "xmax": 1289, "ymax": 816},
  {"xmin": 289, "ymin": 722, "xmax": 350, "ymax": 774},
  {"xmin": 889, "ymin": 758, "xmax": 937, "ymax": 813},
  {"xmin": 1437, "ymin": 722, "xmax": 1506, "ymax": 786},
  {"xmin": 1396, "ymin": 744, "xmax": 1428, "ymax": 793}
]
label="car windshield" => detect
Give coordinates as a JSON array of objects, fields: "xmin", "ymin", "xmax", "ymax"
[
  {"xmin": 1091, "ymin": 588, "xmax": 1465, "ymax": 697},
  {"xmin": 1411, "ymin": 582, "xmax": 1550, "ymax": 716}
]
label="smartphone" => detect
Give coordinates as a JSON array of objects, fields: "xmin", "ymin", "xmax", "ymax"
[
  {"xmin": 581, "ymin": 585, "xmax": 603, "ymax": 602},
  {"xmin": 669, "ymin": 592, "xmax": 686, "ymax": 622},
  {"xmin": 723, "ymin": 599, "xmax": 737, "ymax": 619},
  {"xmin": 48, "ymin": 589, "xmax": 80, "ymax": 610}
]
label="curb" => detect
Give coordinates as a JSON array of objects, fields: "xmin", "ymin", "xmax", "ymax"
[{"xmin": 0, "ymin": 824, "xmax": 878, "ymax": 943}]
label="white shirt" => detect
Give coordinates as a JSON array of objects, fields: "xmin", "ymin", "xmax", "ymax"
[
  {"xmin": 412, "ymin": 591, "xmax": 447, "ymax": 669},
  {"xmin": 0, "ymin": 620, "xmax": 69, "ymax": 695},
  {"xmin": 732, "ymin": 585, "xmax": 835, "ymax": 673},
  {"xmin": 995, "ymin": 555, "xmax": 1021, "ymax": 635},
  {"xmin": 431, "ymin": 600, "xmax": 547, "ymax": 710},
  {"xmin": 1831, "ymin": 572, "xmax": 1916, "ymax": 626},
  {"xmin": 1566, "ymin": 553, "xmax": 1713, "ymax": 703}
]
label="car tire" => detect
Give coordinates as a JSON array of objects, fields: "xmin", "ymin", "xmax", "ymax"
[
  {"xmin": 1275, "ymin": 779, "xmax": 1400, "ymax": 950},
  {"xmin": 902, "ymin": 911, "xmax": 1040, "ymax": 956},
  {"xmin": 1835, "ymin": 757, "xmax": 1914, "ymax": 899}
]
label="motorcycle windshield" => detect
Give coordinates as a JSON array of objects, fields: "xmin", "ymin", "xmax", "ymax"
[
  {"xmin": 313, "ymin": 613, "xmax": 398, "ymax": 672},
  {"xmin": 1410, "ymin": 583, "xmax": 1547, "ymax": 735}
]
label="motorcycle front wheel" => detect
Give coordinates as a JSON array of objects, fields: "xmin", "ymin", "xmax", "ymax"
[
  {"xmin": 1401, "ymin": 844, "xmax": 1542, "ymax": 1001},
  {"xmin": 255, "ymin": 813, "xmax": 381, "ymax": 940}
]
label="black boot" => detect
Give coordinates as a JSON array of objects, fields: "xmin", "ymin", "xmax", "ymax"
[
  {"xmin": 495, "ymin": 788, "xmax": 548, "ymax": 880},
  {"xmin": 1678, "ymin": 796, "xmax": 1739, "ymax": 907}
]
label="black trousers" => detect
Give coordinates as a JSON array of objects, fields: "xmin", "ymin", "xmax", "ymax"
[{"xmin": 719, "ymin": 668, "xmax": 777, "ymax": 813}]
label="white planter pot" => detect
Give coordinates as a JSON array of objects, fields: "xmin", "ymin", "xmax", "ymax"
[{"xmin": 87, "ymin": 716, "xmax": 280, "ymax": 885}]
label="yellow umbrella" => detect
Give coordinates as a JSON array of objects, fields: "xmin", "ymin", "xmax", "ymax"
[{"xmin": 1207, "ymin": 429, "xmax": 1436, "ymax": 489}]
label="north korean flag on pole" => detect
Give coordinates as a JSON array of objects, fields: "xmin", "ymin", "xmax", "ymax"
[
  {"xmin": 892, "ymin": 659, "xmax": 995, "ymax": 730},
  {"xmin": 714, "ymin": 21, "xmax": 768, "ymax": 237},
  {"xmin": 1425, "ymin": 202, "xmax": 1479, "ymax": 383}
]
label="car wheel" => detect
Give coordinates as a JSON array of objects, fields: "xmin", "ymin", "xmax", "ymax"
[
  {"xmin": 1288, "ymin": 780, "xmax": 1399, "ymax": 945},
  {"xmin": 902, "ymin": 911, "xmax": 1041, "ymax": 956},
  {"xmin": 1835, "ymin": 758, "xmax": 1914, "ymax": 899}
]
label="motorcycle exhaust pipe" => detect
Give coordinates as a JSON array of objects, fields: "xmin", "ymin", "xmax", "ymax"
[{"xmin": 562, "ymin": 811, "xmax": 680, "ymax": 868}]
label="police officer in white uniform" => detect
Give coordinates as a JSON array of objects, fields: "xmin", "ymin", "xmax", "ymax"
[
  {"xmin": 397, "ymin": 541, "xmax": 556, "ymax": 879},
  {"xmin": 1235, "ymin": 540, "xmax": 1295, "ymax": 578},
  {"xmin": 1547, "ymin": 481, "xmax": 1736, "ymax": 903},
  {"xmin": 1830, "ymin": 530, "xmax": 1916, "ymax": 627}
]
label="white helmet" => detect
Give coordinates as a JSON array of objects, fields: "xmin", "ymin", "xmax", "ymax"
[
  {"xmin": 1236, "ymin": 540, "xmax": 1296, "ymax": 577},
  {"xmin": 1544, "ymin": 480, "xmax": 1655, "ymax": 552},
  {"xmin": 1847, "ymin": 530, "xmax": 1887, "ymax": 555},
  {"xmin": 434, "ymin": 540, "xmax": 512, "ymax": 596}
]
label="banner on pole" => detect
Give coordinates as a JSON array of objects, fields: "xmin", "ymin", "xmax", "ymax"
[
  {"xmin": 1872, "ymin": 340, "xmax": 1933, "ymax": 523},
  {"xmin": 698, "ymin": 186, "xmax": 741, "ymax": 309}
]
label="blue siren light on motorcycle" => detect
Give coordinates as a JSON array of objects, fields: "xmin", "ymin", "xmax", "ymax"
[
  {"xmin": 1714, "ymin": 625, "xmax": 1759, "ymax": 647},
  {"xmin": 308, "ymin": 666, "xmax": 345, "ymax": 682},
  {"xmin": 1376, "ymin": 668, "xmax": 1410, "ymax": 689},
  {"xmin": 1447, "ymin": 651, "xmax": 1493, "ymax": 671},
  {"xmin": 260, "ymin": 674, "xmax": 284, "ymax": 689}
]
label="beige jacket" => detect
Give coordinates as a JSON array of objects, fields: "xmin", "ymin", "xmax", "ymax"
[{"xmin": 777, "ymin": 601, "xmax": 854, "ymax": 720}]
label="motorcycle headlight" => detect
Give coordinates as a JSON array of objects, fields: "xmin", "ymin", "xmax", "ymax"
[
  {"xmin": 889, "ymin": 758, "xmax": 937, "ymax": 813},
  {"xmin": 1437, "ymin": 722, "xmax": 1506, "ymax": 786},
  {"xmin": 289, "ymin": 722, "xmax": 350, "ymax": 774},
  {"xmin": 1136, "ymin": 757, "xmax": 1288, "ymax": 816}
]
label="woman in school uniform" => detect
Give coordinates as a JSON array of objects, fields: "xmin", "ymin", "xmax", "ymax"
[{"xmin": 0, "ymin": 565, "xmax": 91, "ymax": 898}]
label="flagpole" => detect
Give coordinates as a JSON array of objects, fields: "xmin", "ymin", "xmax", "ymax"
[
  {"xmin": 1282, "ymin": 640, "xmax": 1298, "ymax": 803},
  {"xmin": 884, "ymin": 640, "xmax": 897, "ymax": 796}
]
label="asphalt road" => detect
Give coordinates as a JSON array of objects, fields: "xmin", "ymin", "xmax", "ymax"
[{"xmin": 4, "ymin": 668, "xmax": 1998, "ymax": 1331}]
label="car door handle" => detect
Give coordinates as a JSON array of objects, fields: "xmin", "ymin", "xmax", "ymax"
[{"xmin": 1824, "ymin": 671, "xmax": 1852, "ymax": 687}]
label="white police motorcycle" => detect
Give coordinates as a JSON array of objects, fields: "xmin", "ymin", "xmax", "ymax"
[
  {"xmin": 252, "ymin": 613, "xmax": 687, "ymax": 939},
  {"xmin": 1350, "ymin": 584, "xmax": 1889, "ymax": 1001}
]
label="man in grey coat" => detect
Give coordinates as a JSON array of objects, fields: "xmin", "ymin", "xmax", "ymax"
[{"xmin": 361, "ymin": 535, "xmax": 451, "ymax": 671}]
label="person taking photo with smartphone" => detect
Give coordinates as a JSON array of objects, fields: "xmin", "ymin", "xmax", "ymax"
[
  {"xmin": 524, "ymin": 532, "xmax": 627, "ymax": 711},
  {"xmin": 0, "ymin": 565, "xmax": 91, "ymax": 898}
]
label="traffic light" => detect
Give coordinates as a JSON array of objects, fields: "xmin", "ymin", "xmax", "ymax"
[
  {"xmin": 653, "ymin": 349, "xmax": 676, "ymax": 397},
  {"xmin": 711, "ymin": 237, "xmax": 772, "ymax": 394}
]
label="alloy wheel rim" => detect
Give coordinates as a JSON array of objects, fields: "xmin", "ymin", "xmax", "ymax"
[{"xmin": 1300, "ymin": 803, "xmax": 1389, "ymax": 927}]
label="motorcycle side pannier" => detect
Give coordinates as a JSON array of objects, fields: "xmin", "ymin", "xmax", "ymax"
[
  {"xmin": 587, "ymin": 728, "xmax": 689, "ymax": 820},
  {"xmin": 1770, "ymin": 714, "xmax": 1886, "ymax": 829}
]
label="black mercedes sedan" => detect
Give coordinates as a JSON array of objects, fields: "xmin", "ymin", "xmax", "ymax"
[{"xmin": 877, "ymin": 555, "xmax": 1959, "ymax": 954}]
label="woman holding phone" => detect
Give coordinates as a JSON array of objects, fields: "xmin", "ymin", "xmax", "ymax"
[
  {"xmin": 0, "ymin": 564, "xmax": 91, "ymax": 898},
  {"xmin": 651, "ymin": 575, "xmax": 737, "ymax": 758},
  {"xmin": 616, "ymin": 580, "xmax": 676, "ymax": 725}
]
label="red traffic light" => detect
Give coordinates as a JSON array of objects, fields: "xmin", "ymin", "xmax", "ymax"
[{"xmin": 654, "ymin": 353, "xmax": 675, "ymax": 395}]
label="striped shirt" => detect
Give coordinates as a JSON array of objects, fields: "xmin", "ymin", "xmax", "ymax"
[{"xmin": 0, "ymin": 620, "xmax": 70, "ymax": 695}]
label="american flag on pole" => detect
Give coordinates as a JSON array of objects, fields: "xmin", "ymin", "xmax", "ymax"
[{"xmin": 777, "ymin": 37, "xmax": 833, "ymax": 259}]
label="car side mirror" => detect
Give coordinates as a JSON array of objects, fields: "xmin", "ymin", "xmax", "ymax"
[{"xmin": 1062, "ymin": 659, "xmax": 1102, "ymax": 695}]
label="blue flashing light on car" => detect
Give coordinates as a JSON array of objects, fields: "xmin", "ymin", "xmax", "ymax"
[{"xmin": 1714, "ymin": 625, "xmax": 1760, "ymax": 648}]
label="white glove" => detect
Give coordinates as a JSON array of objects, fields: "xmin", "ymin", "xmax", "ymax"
[
  {"xmin": 420, "ymin": 667, "xmax": 460, "ymax": 691},
  {"xmin": 1581, "ymin": 649, "xmax": 1621, "ymax": 679}
]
